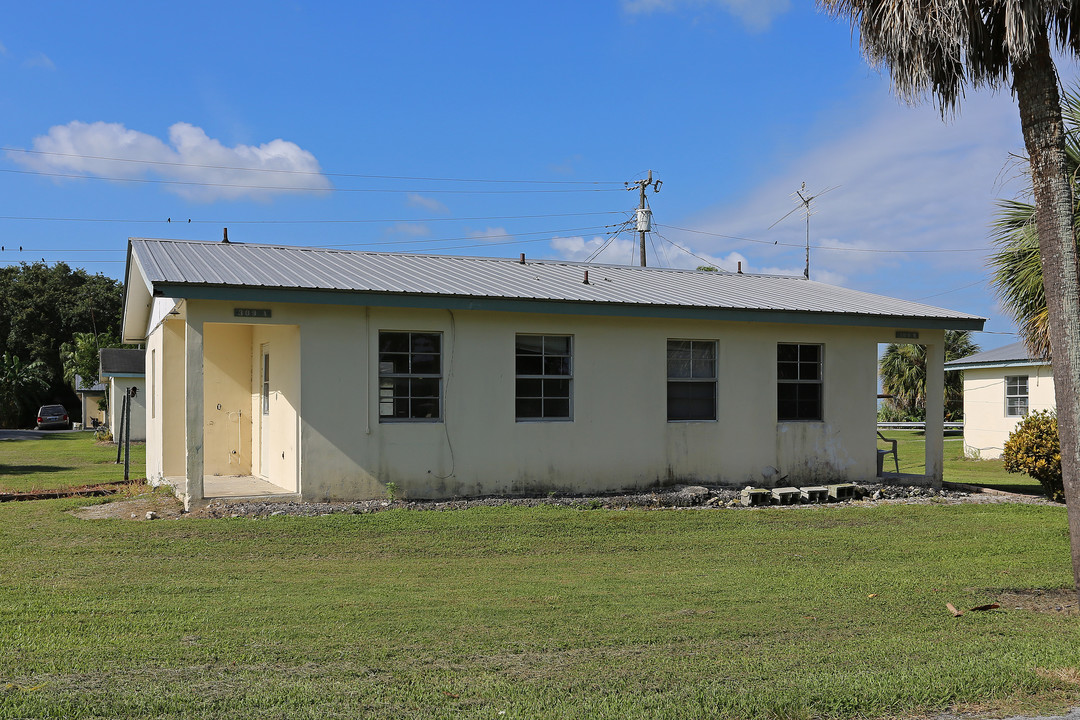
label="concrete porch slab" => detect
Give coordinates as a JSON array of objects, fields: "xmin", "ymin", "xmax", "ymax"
[
  {"xmin": 160, "ymin": 475, "xmax": 298, "ymax": 501},
  {"xmin": 204, "ymin": 475, "xmax": 296, "ymax": 499}
]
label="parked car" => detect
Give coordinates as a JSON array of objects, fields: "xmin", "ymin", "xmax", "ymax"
[{"xmin": 36, "ymin": 405, "xmax": 72, "ymax": 430}]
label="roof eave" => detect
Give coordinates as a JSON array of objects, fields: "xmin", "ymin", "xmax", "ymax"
[
  {"xmin": 121, "ymin": 241, "xmax": 155, "ymax": 343},
  {"xmin": 153, "ymin": 282, "xmax": 985, "ymax": 331},
  {"xmin": 947, "ymin": 359, "xmax": 1050, "ymax": 371}
]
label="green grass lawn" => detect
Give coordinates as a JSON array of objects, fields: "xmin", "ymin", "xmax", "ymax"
[
  {"xmin": 878, "ymin": 430, "xmax": 1044, "ymax": 494},
  {"xmin": 0, "ymin": 432, "xmax": 145, "ymax": 493},
  {"xmin": 1, "ymin": 497, "xmax": 1078, "ymax": 719}
]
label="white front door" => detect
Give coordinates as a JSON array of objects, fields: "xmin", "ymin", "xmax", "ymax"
[{"xmin": 260, "ymin": 343, "xmax": 270, "ymax": 479}]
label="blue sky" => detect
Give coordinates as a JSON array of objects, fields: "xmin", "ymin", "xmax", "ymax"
[{"xmin": 2, "ymin": 0, "xmax": 1069, "ymax": 351}]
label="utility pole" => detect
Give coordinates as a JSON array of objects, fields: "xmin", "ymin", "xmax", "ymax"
[{"xmin": 627, "ymin": 170, "xmax": 661, "ymax": 267}]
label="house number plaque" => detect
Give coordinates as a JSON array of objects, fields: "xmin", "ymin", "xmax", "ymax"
[
  {"xmin": 895, "ymin": 331, "xmax": 919, "ymax": 339},
  {"xmin": 234, "ymin": 308, "xmax": 272, "ymax": 318}
]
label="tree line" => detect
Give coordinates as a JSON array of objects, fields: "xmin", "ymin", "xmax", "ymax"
[{"xmin": 0, "ymin": 262, "xmax": 125, "ymax": 428}]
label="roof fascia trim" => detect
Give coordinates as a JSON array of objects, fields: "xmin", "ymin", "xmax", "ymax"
[
  {"xmin": 121, "ymin": 243, "xmax": 156, "ymax": 343},
  {"xmin": 947, "ymin": 359, "xmax": 1050, "ymax": 371},
  {"xmin": 157, "ymin": 283, "xmax": 986, "ymax": 331}
]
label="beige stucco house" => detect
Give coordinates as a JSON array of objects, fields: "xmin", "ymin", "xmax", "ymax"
[
  {"xmin": 946, "ymin": 342, "xmax": 1053, "ymax": 459},
  {"xmin": 121, "ymin": 237, "xmax": 984, "ymax": 508},
  {"xmin": 99, "ymin": 348, "xmax": 146, "ymax": 442},
  {"xmin": 73, "ymin": 375, "xmax": 106, "ymax": 428}
]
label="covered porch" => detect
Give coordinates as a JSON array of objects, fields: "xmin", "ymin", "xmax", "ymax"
[
  {"xmin": 152, "ymin": 305, "xmax": 302, "ymax": 509},
  {"xmin": 873, "ymin": 328, "xmax": 949, "ymax": 488}
]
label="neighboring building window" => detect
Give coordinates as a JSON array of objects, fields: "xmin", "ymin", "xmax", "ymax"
[
  {"xmin": 667, "ymin": 339, "xmax": 717, "ymax": 421},
  {"xmin": 1005, "ymin": 375, "xmax": 1029, "ymax": 417},
  {"xmin": 378, "ymin": 332, "xmax": 442, "ymax": 421},
  {"xmin": 151, "ymin": 349, "xmax": 156, "ymax": 419},
  {"xmin": 516, "ymin": 334, "xmax": 572, "ymax": 420},
  {"xmin": 261, "ymin": 347, "xmax": 270, "ymax": 416},
  {"xmin": 777, "ymin": 343, "xmax": 823, "ymax": 421}
]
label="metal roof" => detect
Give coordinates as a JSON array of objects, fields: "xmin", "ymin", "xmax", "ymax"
[
  {"xmin": 99, "ymin": 348, "xmax": 145, "ymax": 376},
  {"xmin": 125, "ymin": 237, "xmax": 984, "ymax": 331},
  {"xmin": 74, "ymin": 374, "xmax": 106, "ymax": 393},
  {"xmin": 945, "ymin": 341, "xmax": 1046, "ymax": 369}
]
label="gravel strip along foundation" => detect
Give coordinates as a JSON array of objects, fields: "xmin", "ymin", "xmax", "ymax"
[{"xmin": 186, "ymin": 482, "xmax": 1059, "ymax": 520}]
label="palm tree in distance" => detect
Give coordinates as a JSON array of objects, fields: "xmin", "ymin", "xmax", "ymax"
[
  {"xmin": 989, "ymin": 87, "xmax": 1080, "ymax": 361},
  {"xmin": 880, "ymin": 331, "xmax": 979, "ymax": 422},
  {"xmin": 0, "ymin": 353, "xmax": 48, "ymax": 428},
  {"xmin": 819, "ymin": 0, "xmax": 1080, "ymax": 602}
]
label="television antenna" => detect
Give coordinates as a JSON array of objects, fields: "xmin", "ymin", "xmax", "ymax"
[{"xmin": 768, "ymin": 183, "xmax": 838, "ymax": 279}]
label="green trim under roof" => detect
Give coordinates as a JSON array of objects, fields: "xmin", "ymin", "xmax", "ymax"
[
  {"xmin": 155, "ymin": 283, "xmax": 985, "ymax": 331},
  {"xmin": 946, "ymin": 359, "xmax": 1050, "ymax": 371}
]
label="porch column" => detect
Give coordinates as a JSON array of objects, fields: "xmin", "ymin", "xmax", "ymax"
[
  {"xmin": 184, "ymin": 318, "xmax": 204, "ymax": 509},
  {"xmin": 924, "ymin": 334, "xmax": 945, "ymax": 487}
]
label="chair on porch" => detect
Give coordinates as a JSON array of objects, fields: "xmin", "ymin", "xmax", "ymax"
[{"xmin": 876, "ymin": 431, "xmax": 899, "ymax": 475}]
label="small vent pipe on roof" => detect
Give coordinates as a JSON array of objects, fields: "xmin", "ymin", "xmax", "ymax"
[
  {"xmin": 222, "ymin": 227, "xmax": 230, "ymax": 243},
  {"xmin": 519, "ymin": 253, "xmax": 525, "ymax": 264},
  {"xmin": 583, "ymin": 270, "xmax": 589, "ymax": 285}
]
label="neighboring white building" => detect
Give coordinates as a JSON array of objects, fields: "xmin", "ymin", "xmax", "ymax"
[
  {"xmin": 946, "ymin": 342, "xmax": 1053, "ymax": 459},
  {"xmin": 73, "ymin": 374, "xmax": 106, "ymax": 428},
  {"xmin": 99, "ymin": 348, "xmax": 146, "ymax": 442},
  {"xmin": 121, "ymin": 238, "xmax": 984, "ymax": 508}
]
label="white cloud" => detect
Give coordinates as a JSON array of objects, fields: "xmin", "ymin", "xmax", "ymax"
[
  {"xmin": 386, "ymin": 223, "xmax": 431, "ymax": 237},
  {"xmin": 548, "ymin": 154, "xmax": 583, "ymax": 176},
  {"xmin": 9, "ymin": 120, "xmax": 331, "ymax": 202},
  {"xmin": 0, "ymin": 41, "xmax": 9, "ymax": 56},
  {"xmin": 550, "ymin": 235, "xmax": 639, "ymax": 264},
  {"xmin": 468, "ymin": 226, "xmax": 511, "ymax": 241},
  {"xmin": 621, "ymin": 0, "xmax": 791, "ymax": 31},
  {"xmin": 22, "ymin": 52, "xmax": 54, "ymax": 70},
  {"xmin": 406, "ymin": 193, "xmax": 448, "ymax": 213},
  {"xmin": 666, "ymin": 89, "xmax": 1022, "ymax": 292}
]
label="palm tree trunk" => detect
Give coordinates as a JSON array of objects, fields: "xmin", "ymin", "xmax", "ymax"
[{"xmin": 1013, "ymin": 29, "xmax": 1080, "ymax": 605}]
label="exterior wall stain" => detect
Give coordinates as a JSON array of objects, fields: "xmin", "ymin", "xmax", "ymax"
[{"xmin": 143, "ymin": 299, "xmax": 943, "ymax": 502}]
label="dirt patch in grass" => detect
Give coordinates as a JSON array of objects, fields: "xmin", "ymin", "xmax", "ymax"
[
  {"xmin": 70, "ymin": 492, "xmax": 184, "ymax": 521},
  {"xmin": 997, "ymin": 588, "xmax": 1079, "ymax": 616}
]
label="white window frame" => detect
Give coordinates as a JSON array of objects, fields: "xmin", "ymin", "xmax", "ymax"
[
  {"xmin": 1005, "ymin": 375, "xmax": 1029, "ymax": 418},
  {"xmin": 777, "ymin": 343, "xmax": 824, "ymax": 422},
  {"xmin": 515, "ymin": 334, "xmax": 573, "ymax": 422},
  {"xmin": 378, "ymin": 331, "xmax": 443, "ymax": 422},
  {"xmin": 666, "ymin": 339, "xmax": 717, "ymax": 422},
  {"xmin": 150, "ymin": 349, "xmax": 156, "ymax": 419}
]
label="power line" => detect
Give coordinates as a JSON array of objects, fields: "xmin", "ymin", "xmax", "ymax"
[
  {"xmin": 2, "ymin": 222, "xmax": 626, "ymax": 255},
  {"xmin": 584, "ymin": 218, "xmax": 635, "ymax": 263},
  {"xmin": 328, "ymin": 224, "xmax": 620, "ymax": 248},
  {"xmin": 2, "ymin": 146, "xmax": 625, "ymax": 185},
  {"xmin": 0, "ymin": 167, "xmax": 625, "ymax": 194},
  {"xmin": 392, "ymin": 236, "xmax": 576, "ymax": 254},
  {"xmin": 0, "ymin": 210, "xmax": 628, "ymax": 225},
  {"xmin": 658, "ymin": 224, "xmax": 988, "ymax": 254},
  {"xmin": 653, "ymin": 228, "xmax": 729, "ymax": 271},
  {"xmin": 914, "ymin": 279, "xmax": 986, "ymax": 300}
]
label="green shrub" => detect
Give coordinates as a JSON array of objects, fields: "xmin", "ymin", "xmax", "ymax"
[
  {"xmin": 1002, "ymin": 410, "xmax": 1063, "ymax": 501},
  {"xmin": 876, "ymin": 403, "xmax": 924, "ymax": 423}
]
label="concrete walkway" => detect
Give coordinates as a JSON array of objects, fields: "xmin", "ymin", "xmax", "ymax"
[{"xmin": 934, "ymin": 708, "xmax": 1080, "ymax": 720}]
